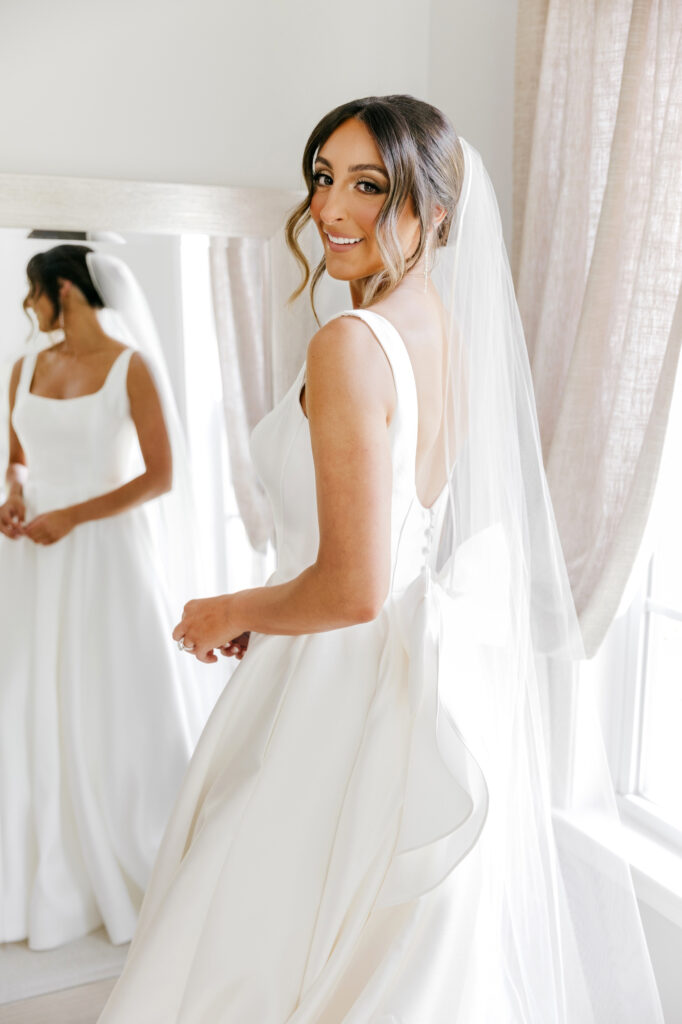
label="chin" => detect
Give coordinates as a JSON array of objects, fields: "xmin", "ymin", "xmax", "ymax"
[
  {"xmin": 325, "ymin": 265, "xmax": 358, "ymax": 283},
  {"xmin": 325, "ymin": 256, "xmax": 377, "ymax": 285}
]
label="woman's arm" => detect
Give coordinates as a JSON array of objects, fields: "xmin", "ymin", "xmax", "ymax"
[
  {"xmin": 23, "ymin": 352, "xmax": 173, "ymax": 544},
  {"xmin": 174, "ymin": 317, "xmax": 397, "ymax": 663},
  {"xmin": 0, "ymin": 359, "xmax": 28, "ymax": 538}
]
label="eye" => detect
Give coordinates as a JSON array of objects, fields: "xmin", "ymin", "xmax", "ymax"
[
  {"xmin": 357, "ymin": 179, "xmax": 384, "ymax": 195},
  {"xmin": 312, "ymin": 170, "xmax": 332, "ymax": 187}
]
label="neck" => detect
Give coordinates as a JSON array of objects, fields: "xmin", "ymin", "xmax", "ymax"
[
  {"xmin": 348, "ymin": 259, "xmax": 430, "ymax": 308},
  {"xmin": 58, "ymin": 306, "xmax": 109, "ymax": 352}
]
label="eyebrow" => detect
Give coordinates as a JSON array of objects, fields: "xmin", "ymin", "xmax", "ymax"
[{"xmin": 315, "ymin": 155, "xmax": 389, "ymax": 179}]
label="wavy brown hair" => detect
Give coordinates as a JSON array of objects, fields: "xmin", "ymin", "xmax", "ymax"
[{"xmin": 285, "ymin": 95, "xmax": 464, "ymax": 319}]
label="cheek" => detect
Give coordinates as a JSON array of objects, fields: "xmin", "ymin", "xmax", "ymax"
[
  {"xmin": 40, "ymin": 300, "xmax": 57, "ymax": 326},
  {"xmin": 356, "ymin": 198, "xmax": 387, "ymax": 245}
]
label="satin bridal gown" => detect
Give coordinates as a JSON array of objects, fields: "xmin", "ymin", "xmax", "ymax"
[
  {"xmin": 0, "ymin": 348, "xmax": 211, "ymax": 950},
  {"xmin": 98, "ymin": 308, "xmax": 511, "ymax": 1024}
]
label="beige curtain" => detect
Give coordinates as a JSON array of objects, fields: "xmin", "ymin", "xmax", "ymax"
[
  {"xmin": 210, "ymin": 236, "xmax": 274, "ymax": 553},
  {"xmin": 513, "ymin": 0, "xmax": 682, "ymax": 656},
  {"xmin": 210, "ymin": 231, "xmax": 315, "ymax": 554}
]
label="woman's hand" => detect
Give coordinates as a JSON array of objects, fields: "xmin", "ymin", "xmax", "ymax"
[
  {"xmin": 172, "ymin": 595, "xmax": 246, "ymax": 665},
  {"xmin": 218, "ymin": 632, "xmax": 250, "ymax": 660},
  {"xmin": 23, "ymin": 507, "xmax": 77, "ymax": 545},
  {"xmin": 0, "ymin": 494, "xmax": 26, "ymax": 539}
]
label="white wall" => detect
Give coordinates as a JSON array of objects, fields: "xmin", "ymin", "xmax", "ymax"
[
  {"xmin": 1, "ymin": 0, "xmax": 515, "ymax": 236},
  {"xmin": 0, "ymin": 0, "xmax": 428, "ymax": 191},
  {"xmin": 427, "ymin": 0, "xmax": 517, "ymax": 247}
]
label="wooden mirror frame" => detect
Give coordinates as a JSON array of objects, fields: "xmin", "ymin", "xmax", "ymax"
[{"xmin": 0, "ymin": 172, "xmax": 301, "ymax": 238}]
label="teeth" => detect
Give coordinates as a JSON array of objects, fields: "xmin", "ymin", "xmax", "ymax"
[{"xmin": 326, "ymin": 232, "xmax": 361, "ymax": 245}]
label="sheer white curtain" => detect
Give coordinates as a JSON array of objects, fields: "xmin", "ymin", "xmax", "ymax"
[
  {"xmin": 209, "ymin": 236, "xmax": 274, "ymax": 554},
  {"xmin": 209, "ymin": 230, "xmax": 315, "ymax": 556},
  {"xmin": 513, "ymin": 0, "xmax": 682, "ymax": 657}
]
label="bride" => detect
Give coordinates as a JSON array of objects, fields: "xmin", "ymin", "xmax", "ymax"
[
  {"xmin": 99, "ymin": 96, "xmax": 662, "ymax": 1022},
  {"xmin": 0, "ymin": 245, "xmax": 214, "ymax": 950}
]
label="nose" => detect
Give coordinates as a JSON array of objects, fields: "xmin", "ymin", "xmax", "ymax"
[{"xmin": 318, "ymin": 186, "xmax": 346, "ymax": 225}]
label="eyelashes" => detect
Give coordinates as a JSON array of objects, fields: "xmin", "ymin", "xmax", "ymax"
[{"xmin": 312, "ymin": 171, "xmax": 385, "ymax": 195}]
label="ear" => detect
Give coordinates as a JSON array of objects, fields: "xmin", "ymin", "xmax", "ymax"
[
  {"xmin": 433, "ymin": 204, "xmax": 447, "ymax": 229},
  {"xmin": 57, "ymin": 277, "xmax": 72, "ymax": 296}
]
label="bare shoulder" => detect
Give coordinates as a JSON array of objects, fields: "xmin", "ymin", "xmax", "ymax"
[
  {"xmin": 9, "ymin": 355, "xmax": 24, "ymax": 386},
  {"xmin": 126, "ymin": 350, "xmax": 162, "ymax": 403},
  {"xmin": 306, "ymin": 315, "xmax": 395, "ymax": 415},
  {"xmin": 127, "ymin": 349, "xmax": 154, "ymax": 384},
  {"xmin": 8, "ymin": 355, "xmax": 27, "ymax": 403}
]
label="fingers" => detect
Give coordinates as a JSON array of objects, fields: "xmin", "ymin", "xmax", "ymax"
[
  {"xmin": 23, "ymin": 518, "xmax": 42, "ymax": 541},
  {"xmin": 218, "ymin": 632, "xmax": 250, "ymax": 659},
  {"xmin": 0, "ymin": 520, "xmax": 22, "ymax": 539},
  {"xmin": 23, "ymin": 519, "xmax": 55, "ymax": 545},
  {"xmin": 23, "ymin": 524, "xmax": 42, "ymax": 542},
  {"xmin": 0, "ymin": 508, "xmax": 25, "ymax": 539},
  {"xmin": 172, "ymin": 599, "xmax": 243, "ymax": 664},
  {"xmin": 219, "ymin": 644, "xmax": 242, "ymax": 659},
  {"xmin": 194, "ymin": 647, "xmax": 218, "ymax": 664}
]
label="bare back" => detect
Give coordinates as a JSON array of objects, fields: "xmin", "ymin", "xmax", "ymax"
[{"xmin": 369, "ymin": 285, "xmax": 455, "ymax": 510}]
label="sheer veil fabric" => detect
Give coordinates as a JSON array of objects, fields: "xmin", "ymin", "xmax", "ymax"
[{"xmin": 424, "ymin": 139, "xmax": 663, "ymax": 1019}]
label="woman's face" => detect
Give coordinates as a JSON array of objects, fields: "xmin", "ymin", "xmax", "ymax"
[
  {"xmin": 25, "ymin": 284, "xmax": 58, "ymax": 332},
  {"xmin": 309, "ymin": 117, "xmax": 421, "ymax": 284}
]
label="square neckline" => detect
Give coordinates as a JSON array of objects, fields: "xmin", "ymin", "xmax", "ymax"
[{"xmin": 26, "ymin": 347, "xmax": 130, "ymax": 402}]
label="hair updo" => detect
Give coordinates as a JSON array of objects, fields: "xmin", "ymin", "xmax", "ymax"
[
  {"xmin": 24, "ymin": 244, "xmax": 104, "ymax": 327},
  {"xmin": 285, "ymin": 94, "xmax": 464, "ymax": 316}
]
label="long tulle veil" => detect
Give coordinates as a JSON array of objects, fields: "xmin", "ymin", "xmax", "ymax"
[{"xmin": 406, "ymin": 138, "xmax": 664, "ymax": 1021}]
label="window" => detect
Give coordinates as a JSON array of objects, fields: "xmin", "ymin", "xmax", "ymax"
[{"xmin": 616, "ymin": 486, "xmax": 682, "ymax": 849}]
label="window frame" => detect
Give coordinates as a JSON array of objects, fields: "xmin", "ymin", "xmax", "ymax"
[{"xmin": 613, "ymin": 557, "xmax": 682, "ymax": 851}]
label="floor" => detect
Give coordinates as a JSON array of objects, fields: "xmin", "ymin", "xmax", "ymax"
[
  {"xmin": 0, "ymin": 977, "xmax": 116, "ymax": 1023},
  {"xmin": 0, "ymin": 929, "xmax": 126, "ymax": 1024}
]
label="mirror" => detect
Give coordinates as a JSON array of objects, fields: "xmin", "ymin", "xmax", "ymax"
[{"xmin": 0, "ymin": 176, "xmax": 314, "ymax": 1013}]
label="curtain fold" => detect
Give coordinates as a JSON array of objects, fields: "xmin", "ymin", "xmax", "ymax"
[
  {"xmin": 513, "ymin": 0, "xmax": 682, "ymax": 656},
  {"xmin": 209, "ymin": 230, "xmax": 317, "ymax": 555},
  {"xmin": 210, "ymin": 236, "xmax": 274, "ymax": 554}
]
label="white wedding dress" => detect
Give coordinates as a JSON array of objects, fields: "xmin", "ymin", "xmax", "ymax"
[
  {"xmin": 0, "ymin": 348, "xmax": 212, "ymax": 950},
  {"xmin": 99, "ymin": 309, "xmax": 505, "ymax": 1023}
]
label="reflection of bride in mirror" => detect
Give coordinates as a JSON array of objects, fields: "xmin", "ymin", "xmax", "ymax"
[{"xmin": 0, "ymin": 244, "xmax": 211, "ymax": 951}]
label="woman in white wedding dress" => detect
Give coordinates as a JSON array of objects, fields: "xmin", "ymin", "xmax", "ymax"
[
  {"xmin": 99, "ymin": 96, "xmax": 663, "ymax": 1023},
  {"xmin": 0, "ymin": 245, "xmax": 212, "ymax": 950}
]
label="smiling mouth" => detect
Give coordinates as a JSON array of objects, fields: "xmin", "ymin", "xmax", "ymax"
[{"xmin": 324, "ymin": 230, "xmax": 363, "ymax": 250}]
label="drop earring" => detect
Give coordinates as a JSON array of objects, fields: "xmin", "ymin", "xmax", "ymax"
[{"xmin": 423, "ymin": 234, "xmax": 431, "ymax": 293}]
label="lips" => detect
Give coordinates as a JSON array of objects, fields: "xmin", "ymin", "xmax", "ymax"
[{"xmin": 323, "ymin": 229, "xmax": 363, "ymax": 253}]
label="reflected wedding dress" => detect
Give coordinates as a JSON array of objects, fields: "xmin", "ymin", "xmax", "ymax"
[
  {"xmin": 0, "ymin": 348, "xmax": 210, "ymax": 950},
  {"xmin": 100, "ymin": 309, "xmax": 495, "ymax": 1023}
]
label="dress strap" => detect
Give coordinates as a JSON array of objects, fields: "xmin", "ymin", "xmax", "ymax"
[
  {"xmin": 328, "ymin": 309, "xmax": 420, "ymax": 442},
  {"xmin": 102, "ymin": 347, "xmax": 135, "ymax": 415},
  {"xmin": 104, "ymin": 347, "xmax": 135, "ymax": 388},
  {"xmin": 16, "ymin": 351, "xmax": 39, "ymax": 397},
  {"xmin": 326, "ymin": 309, "xmax": 421, "ymax": 505}
]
